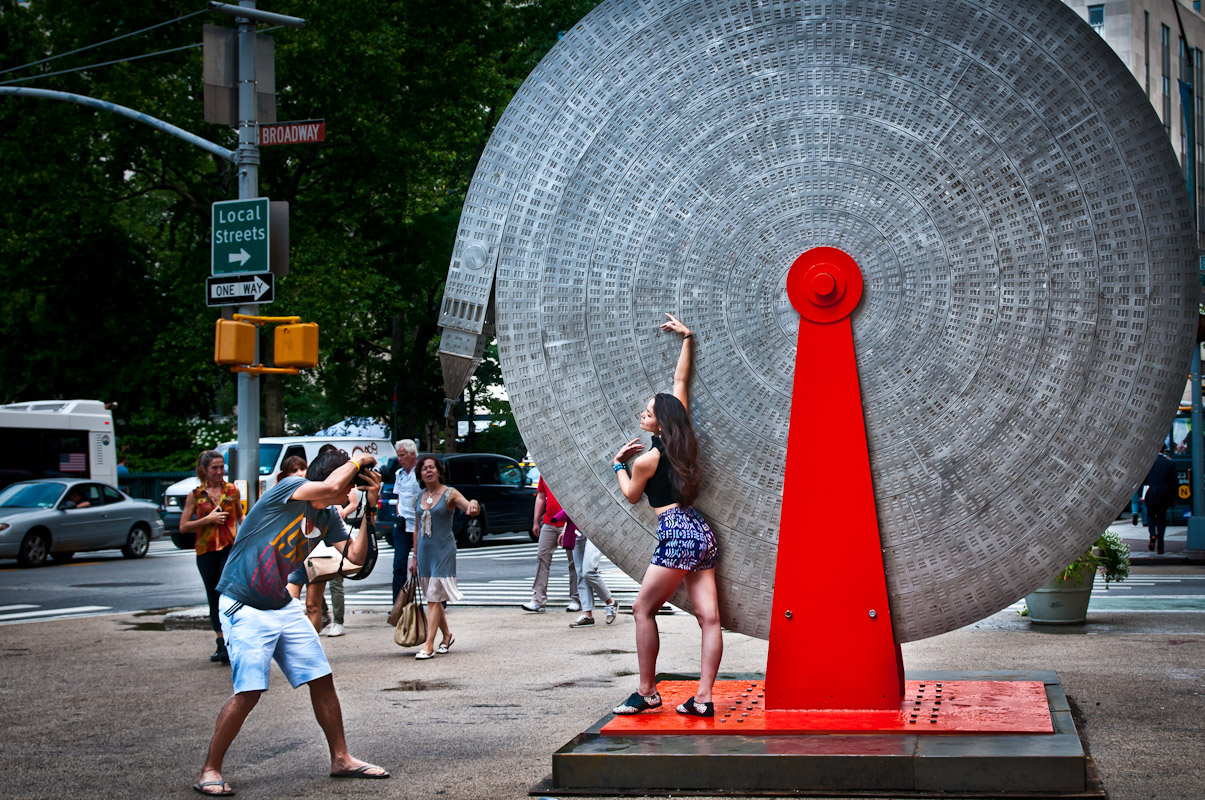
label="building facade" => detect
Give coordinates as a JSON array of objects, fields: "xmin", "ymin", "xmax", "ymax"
[{"xmin": 1063, "ymin": 0, "xmax": 1205, "ymax": 238}]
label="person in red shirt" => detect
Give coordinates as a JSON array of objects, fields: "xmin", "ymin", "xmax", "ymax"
[{"xmin": 521, "ymin": 477, "xmax": 579, "ymax": 612}]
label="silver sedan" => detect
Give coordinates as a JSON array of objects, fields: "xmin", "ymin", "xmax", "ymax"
[{"xmin": 0, "ymin": 479, "xmax": 166, "ymax": 567}]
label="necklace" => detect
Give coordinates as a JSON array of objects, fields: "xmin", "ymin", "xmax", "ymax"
[{"xmin": 422, "ymin": 488, "xmax": 441, "ymax": 507}]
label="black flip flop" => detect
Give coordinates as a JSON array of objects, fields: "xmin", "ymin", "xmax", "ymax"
[
  {"xmin": 613, "ymin": 690, "xmax": 662, "ymax": 715},
  {"xmin": 330, "ymin": 764, "xmax": 391, "ymax": 779},
  {"xmin": 676, "ymin": 696, "xmax": 715, "ymax": 717},
  {"xmin": 192, "ymin": 780, "xmax": 235, "ymax": 796}
]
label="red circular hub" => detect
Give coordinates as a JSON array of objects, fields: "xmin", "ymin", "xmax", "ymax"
[{"xmin": 786, "ymin": 247, "xmax": 863, "ymax": 323}]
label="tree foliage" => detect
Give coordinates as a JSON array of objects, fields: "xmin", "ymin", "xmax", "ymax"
[{"xmin": 0, "ymin": 0, "xmax": 602, "ymax": 469}]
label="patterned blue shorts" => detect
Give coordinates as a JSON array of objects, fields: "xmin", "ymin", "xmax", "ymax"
[{"xmin": 652, "ymin": 506, "xmax": 718, "ymax": 571}]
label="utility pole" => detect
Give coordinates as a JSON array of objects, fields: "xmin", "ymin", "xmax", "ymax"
[
  {"xmin": 208, "ymin": 1, "xmax": 304, "ymax": 506},
  {"xmin": 1173, "ymin": 3, "xmax": 1205, "ymax": 552},
  {"xmin": 235, "ymin": 0, "xmax": 262, "ymax": 506}
]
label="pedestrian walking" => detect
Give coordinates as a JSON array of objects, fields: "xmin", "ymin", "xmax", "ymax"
[
  {"xmin": 521, "ymin": 477, "xmax": 580, "ymax": 613},
  {"xmin": 1143, "ymin": 446, "xmax": 1178, "ymax": 554},
  {"xmin": 409, "ymin": 455, "xmax": 481, "ymax": 659},
  {"xmin": 385, "ymin": 440, "xmax": 420, "ymax": 604},
  {"xmin": 552, "ymin": 509, "xmax": 618, "ymax": 628},
  {"xmin": 610, "ymin": 314, "xmax": 721, "ymax": 718},
  {"xmin": 179, "ymin": 450, "xmax": 243, "ymax": 665},
  {"xmin": 193, "ymin": 449, "xmax": 388, "ymax": 796}
]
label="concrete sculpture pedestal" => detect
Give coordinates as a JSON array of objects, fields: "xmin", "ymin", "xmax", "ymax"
[{"xmin": 543, "ymin": 670, "xmax": 1100, "ymax": 797}]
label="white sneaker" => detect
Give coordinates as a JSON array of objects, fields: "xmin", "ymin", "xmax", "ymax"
[
  {"xmin": 566, "ymin": 599, "xmax": 582, "ymax": 612},
  {"xmin": 520, "ymin": 601, "xmax": 545, "ymax": 613},
  {"xmin": 325, "ymin": 623, "xmax": 345, "ymax": 637},
  {"xmin": 605, "ymin": 600, "xmax": 618, "ymax": 624}
]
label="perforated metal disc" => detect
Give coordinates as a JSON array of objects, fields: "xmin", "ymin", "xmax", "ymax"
[{"xmin": 445, "ymin": 0, "xmax": 1199, "ymax": 641}]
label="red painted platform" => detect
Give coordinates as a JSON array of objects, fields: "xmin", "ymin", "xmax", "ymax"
[{"xmin": 600, "ymin": 679, "xmax": 1054, "ymax": 736}]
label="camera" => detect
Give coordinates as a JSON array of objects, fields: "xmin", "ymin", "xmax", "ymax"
[{"xmin": 353, "ymin": 466, "xmax": 379, "ymax": 488}]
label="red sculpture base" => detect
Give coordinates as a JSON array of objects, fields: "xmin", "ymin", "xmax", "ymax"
[{"xmin": 600, "ymin": 679, "xmax": 1053, "ymax": 736}]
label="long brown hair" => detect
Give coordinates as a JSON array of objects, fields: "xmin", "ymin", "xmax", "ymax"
[
  {"xmin": 195, "ymin": 450, "xmax": 224, "ymax": 483},
  {"xmin": 653, "ymin": 393, "xmax": 700, "ymax": 506}
]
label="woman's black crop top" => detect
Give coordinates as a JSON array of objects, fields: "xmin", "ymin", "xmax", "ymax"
[{"xmin": 644, "ymin": 436, "xmax": 679, "ymax": 507}]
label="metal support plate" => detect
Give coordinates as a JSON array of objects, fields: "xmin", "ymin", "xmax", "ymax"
[{"xmin": 444, "ymin": 0, "xmax": 1200, "ymax": 642}]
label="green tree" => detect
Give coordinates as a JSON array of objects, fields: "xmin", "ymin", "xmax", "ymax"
[{"xmin": 0, "ymin": 0, "xmax": 604, "ymax": 465}]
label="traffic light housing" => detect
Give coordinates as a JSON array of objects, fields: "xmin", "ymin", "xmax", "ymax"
[
  {"xmin": 275, "ymin": 322, "xmax": 319, "ymax": 368},
  {"xmin": 214, "ymin": 319, "xmax": 256, "ymax": 365}
]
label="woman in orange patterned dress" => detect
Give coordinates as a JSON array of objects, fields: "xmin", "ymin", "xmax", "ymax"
[{"xmin": 180, "ymin": 450, "xmax": 243, "ymax": 664}]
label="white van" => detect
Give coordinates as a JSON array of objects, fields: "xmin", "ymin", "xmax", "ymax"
[{"xmin": 162, "ymin": 435, "xmax": 391, "ymax": 548}]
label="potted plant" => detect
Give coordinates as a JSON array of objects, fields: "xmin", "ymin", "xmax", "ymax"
[{"xmin": 1023, "ymin": 529, "xmax": 1131, "ymax": 624}]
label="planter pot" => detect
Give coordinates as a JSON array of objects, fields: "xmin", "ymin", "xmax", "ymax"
[{"xmin": 1024, "ymin": 570, "xmax": 1095, "ymax": 624}]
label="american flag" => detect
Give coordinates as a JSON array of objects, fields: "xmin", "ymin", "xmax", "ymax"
[{"xmin": 59, "ymin": 453, "xmax": 86, "ymax": 473}]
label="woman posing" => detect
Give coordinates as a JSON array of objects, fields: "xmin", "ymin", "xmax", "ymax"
[
  {"xmin": 611, "ymin": 314, "xmax": 720, "ymax": 717},
  {"xmin": 408, "ymin": 456, "xmax": 481, "ymax": 660},
  {"xmin": 180, "ymin": 450, "xmax": 244, "ymax": 664}
]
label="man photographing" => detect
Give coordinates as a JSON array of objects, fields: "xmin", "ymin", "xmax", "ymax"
[{"xmin": 193, "ymin": 449, "xmax": 389, "ymax": 797}]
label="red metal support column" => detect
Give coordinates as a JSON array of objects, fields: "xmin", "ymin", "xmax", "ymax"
[{"xmin": 764, "ymin": 247, "xmax": 904, "ymax": 711}]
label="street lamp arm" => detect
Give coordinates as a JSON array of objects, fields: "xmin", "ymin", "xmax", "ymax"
[{"xmin": 0, "ymin": 86, "xmax": 237, "ymax": 163}]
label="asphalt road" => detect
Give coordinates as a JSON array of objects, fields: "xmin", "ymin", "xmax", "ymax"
[{"xmin": 0, "ymin": 532, "xmax": 645, "ymax": 624}]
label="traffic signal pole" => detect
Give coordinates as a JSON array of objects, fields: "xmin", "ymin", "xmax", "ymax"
[{"xmin": 235, "ymin": 0, "xmax": 261, "ymax": 506}]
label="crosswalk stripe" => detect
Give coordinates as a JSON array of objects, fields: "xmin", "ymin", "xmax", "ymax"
[{"xmin": 0, "ymin": 605, "xmax": 110, "ymax": 622}]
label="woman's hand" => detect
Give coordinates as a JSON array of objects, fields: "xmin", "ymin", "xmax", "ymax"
[
  {"xmin": 556, "ymin": 529, "xmax": 565, "ymax": 547},
  {"xmin": 467, "ymin": 499, "xmax": 481, "ymax": 517},
  {"xmin": 408, "ymin": 555, "xmax": 418, "ymax": 575},
  {"xmin": 660, "ymin": 312, "xmax": 691, "ymax": 337},
  {"xmin": 209, "ymin": 509, "xmax": 229, "ymax": 526},
  {"xmin": 615, "ymin": 437, "xmax": 644, "ymax": 463}
]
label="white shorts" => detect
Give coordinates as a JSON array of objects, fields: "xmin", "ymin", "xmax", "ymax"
[{"xmin": 218, "ymin": 594, "xmax": 332, "ymax": 694}]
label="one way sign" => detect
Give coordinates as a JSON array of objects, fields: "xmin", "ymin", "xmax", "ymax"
[{"xmin": 206, "ymin": 273, "xmax": 275, "ymax": 307}]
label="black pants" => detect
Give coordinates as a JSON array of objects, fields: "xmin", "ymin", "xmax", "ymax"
[
  {"xmin": 391, "ymin": 526, "xmax": 414, "ymax": 602},
  {"xmin": 1146, "ymin": 502, "xmax": 1169, "ymax": 549},
  {"xmin": 196, "ymin": 547, "xmax": 231, "ymax": 634}
]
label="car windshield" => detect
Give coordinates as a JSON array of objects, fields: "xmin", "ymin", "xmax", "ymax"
[
  {"xmin": 224, "ymin": 444, "xmax": 284, "ymax": 476},
  {"xmin": 0, "ymin": 482, "xmax": 67, "ymax": 509}
]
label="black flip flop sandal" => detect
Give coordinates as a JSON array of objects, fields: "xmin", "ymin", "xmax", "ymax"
[
  {"xmin": 676, "ymin": 696, "xmax": 715, "ymax": 717},
  {"xmin": 613, "ymin": 691, "xmax": 662, "ymax": 715}
]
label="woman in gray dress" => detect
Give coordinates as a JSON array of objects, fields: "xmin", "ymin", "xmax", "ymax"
[{"xmin": 408, "ymin": 455, "xmax": 481, "ymax": 659}]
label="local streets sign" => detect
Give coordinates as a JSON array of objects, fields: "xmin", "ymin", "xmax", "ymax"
[
  {"xmin": 212, "ymin": 198, "xmax": 269, "ymax": 275},
  {"xmin": 206, "ymin": 273, "xmax": 274, "ymax": 307}
]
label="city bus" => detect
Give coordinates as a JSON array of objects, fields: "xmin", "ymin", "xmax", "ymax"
[{"xmin": 0, "ymin": 400, "xmax": 118, "ymax": 491}]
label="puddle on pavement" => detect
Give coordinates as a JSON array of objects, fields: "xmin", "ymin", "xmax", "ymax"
[
  {"xmin": 122, "ymin": 621, "xmax": 167, "ymax": 631},
  {"xmin": 71, "ymin": 582, "xmax": 162, "ymax": 588},
  {"xmin": 383, "ymin": 680, "xmax": 459, "ymax": 692},
  {"xmin": 612, "ymin": 670, "xmax": 636, "ymax": 678},
  {"xmin": 549, "ymin": 677, "xmax": 613, "ymax": 689},
  {"xmin": 586, "ymin": 649, "xmax": 632, "ymax": 656}
]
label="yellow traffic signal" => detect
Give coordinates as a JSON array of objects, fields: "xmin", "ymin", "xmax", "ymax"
[
  {"xmin": 275, "ymin": 322, "xmax": 319, "ymax": 368},
  {"xmin": 214, "ymin": 319, "xmax": 256, "ymax": 365}
]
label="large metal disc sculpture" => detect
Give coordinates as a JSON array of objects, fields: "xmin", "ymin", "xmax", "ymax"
[{"xmin": 439, "ymin": 0, "xmax": 1198, "ymax": 659}]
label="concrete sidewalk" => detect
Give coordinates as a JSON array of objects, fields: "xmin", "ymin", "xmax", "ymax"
[{"xmin": 0, "ymin": 604, "xmax": 1201, "ymax": 800}]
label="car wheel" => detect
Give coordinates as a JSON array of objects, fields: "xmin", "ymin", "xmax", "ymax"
[
  {"xmin": 170, "ymin": 532, "xmax": 196, "ymax": 550},
  {"xmin": 17, "ymin": 530, "xmax": 49, "ymax": 568},
  {"xmin": 122, "ymin": 524, "xmax": 151, "ymax": 559},
  {"xmin": 51, "ymin": 551, "xmax": 76, "ymax": 564},
  {"xmin": 457, "ymin": 512, "xmax": 487, "ymax": 548}
]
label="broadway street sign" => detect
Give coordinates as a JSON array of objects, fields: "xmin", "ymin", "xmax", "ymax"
[
  {"xmin": 206, "ymin": 272, "xmax": 274, "ymax": 307},
  {"xmin": 259, "ymin": 119, "xmax": 326, "ymax": 146}
]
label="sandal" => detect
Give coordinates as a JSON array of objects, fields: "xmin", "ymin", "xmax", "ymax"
[
  {"xmin": 192, "ymin": 780, "xmax": 235, "ymax": 796},
  {"xmin": 436, "ymin": 635, "xmax": 455, "ymax": 654},
  {"xmin": 613, "ymin": 690, "xmax": 662, "ymax": 715},
  {"xmin": 676, "ymin": 696, "xmax": 715, "ymax": 717},
  {"xmin": 414, "ymin": 649, "xmax": 435, "ymax": 660}
]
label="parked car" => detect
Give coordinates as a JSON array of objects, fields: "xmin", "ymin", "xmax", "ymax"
[
  {"xmin": 0, "ymin": 478, "xmax": 165, "ymax": 567},
  {"xmin": 162, "ymin": 435, "xmax": 392, "ymax": 548},
  {"xmin": 377, "ymin": 452, "xmax": 537, "ymax": 548}
]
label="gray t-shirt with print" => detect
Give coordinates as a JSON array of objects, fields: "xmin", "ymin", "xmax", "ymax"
[{"xmin": 216, "ymin": 475, "xmax": 349, "ymax": 610}]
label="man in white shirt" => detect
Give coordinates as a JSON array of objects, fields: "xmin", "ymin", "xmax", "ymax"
[{"xmin": 388, "ymin": 439, "xmax": 420, "ymax": 602}]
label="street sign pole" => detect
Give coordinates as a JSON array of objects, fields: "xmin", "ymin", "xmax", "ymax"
[{"xmin": 236, "ymin": 0, "xmax": 261, "ymax": 508}]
